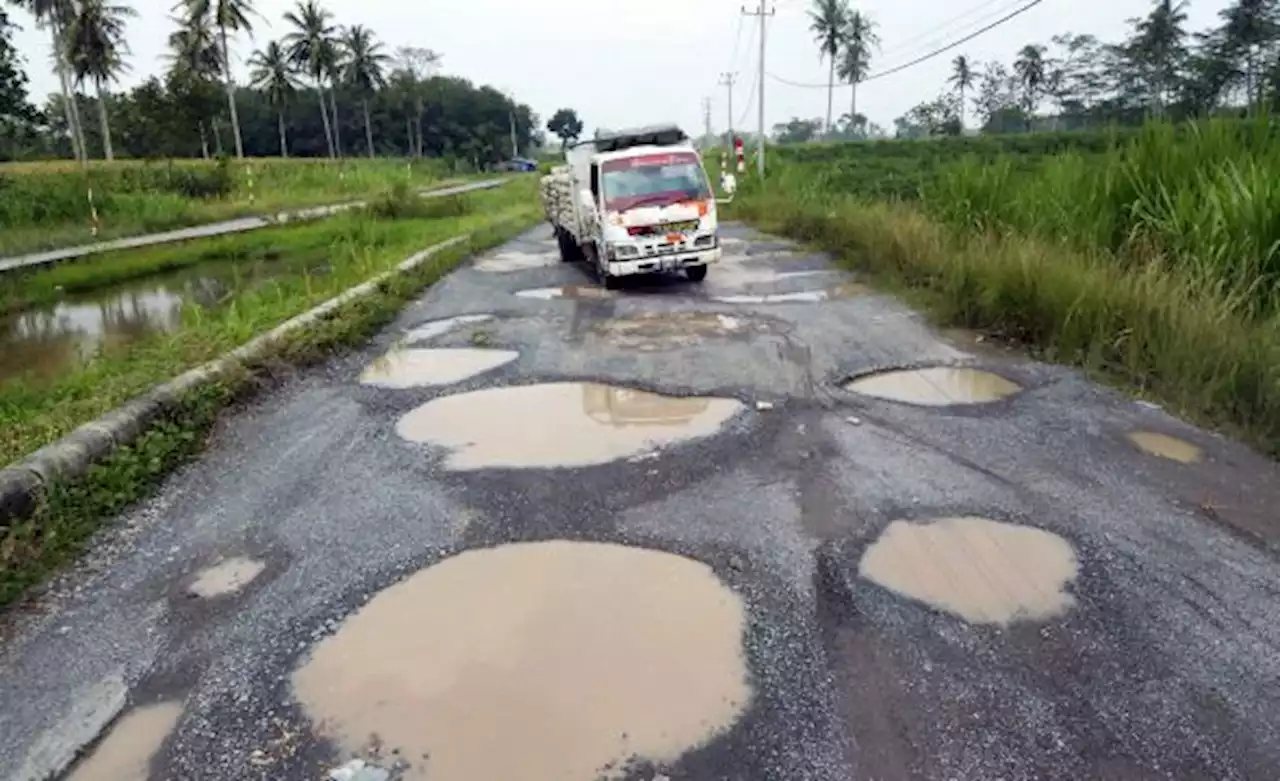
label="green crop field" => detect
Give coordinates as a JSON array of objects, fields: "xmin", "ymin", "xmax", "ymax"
[
  {"xmin": 0, "ymin": 156, "xmax": 470, "ymax": 257},
  {"xmin": 732, "ymin": 118, "xmax": 1280, "ymax": 456}
]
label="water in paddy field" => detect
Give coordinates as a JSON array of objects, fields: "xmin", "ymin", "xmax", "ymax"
[{"xmin": 0, "ymin": 257, "xmax": 306, "ymax": 386}]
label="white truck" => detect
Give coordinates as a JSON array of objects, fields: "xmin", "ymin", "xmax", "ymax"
[{"xmin": 540, "ymin": 125, "xmax": 732, "ymax": 289}]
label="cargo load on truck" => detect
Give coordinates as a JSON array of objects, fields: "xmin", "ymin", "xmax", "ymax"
[{"xmin": 539, "ymin": 124, "xmax": 730, "ymax": 289}]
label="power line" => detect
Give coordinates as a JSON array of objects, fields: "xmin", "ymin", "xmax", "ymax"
[
  {"xmin": 767, "ymin": 0, "xmax": 1049, "ymax": 90},
  {"xmin": 875, "ymin": 0, "xmax": 1028, "ymax": 60}
]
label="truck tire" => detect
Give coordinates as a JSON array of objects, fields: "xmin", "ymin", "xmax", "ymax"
[
  {"xmin": 555, "ymin": 228, "xmax": 580, "ymax": 263},
  {"xmin": 686, "ymin": 264, "xmax": 708, "ymax": 283}
]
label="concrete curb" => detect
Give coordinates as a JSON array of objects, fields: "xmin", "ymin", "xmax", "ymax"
[
  {"xmin": 0, "ymin": 233, "xmax": 473, "ymax": 528},
  {"xmin": 0, "ymin": 178, "xmax": 509, "ymax": 275}
]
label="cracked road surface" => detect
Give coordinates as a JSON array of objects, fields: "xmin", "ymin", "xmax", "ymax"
[{"xmin": 2, "ymin": 224, "xmax": 1279, "ymax": 780}]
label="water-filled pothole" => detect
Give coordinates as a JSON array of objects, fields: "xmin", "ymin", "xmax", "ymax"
[
  {"xmin": 590, "ymin": 311, "xmax": 771, "ymax": 351},
  {"xmin": 474, "ymin": 248, "xmax": 560, "ymax": 273},
  {"xmin": 402, "ymin": 314, "xmax": 495, "ymax": 344},
  {"xmin": 859, "ymin": 517, "xmax": 1078, "ymax": 625},
  {"xmin": 65, "ymin": 701, "xmax": 183, "ymax": 781},
  {"xmin": 1127, "ymin": 430, "xmax": 1202, "ymax": 464},
  {"xmin": 844, "ymin": 366, "xmax": 1020, "ymax": 406},
  {"xmin": 292, "ymin": 541, "xmax": 751, "ymax": 781},
  {"xmin": 712, "ymin": 282, "xmax": 870, "ymax": 304},
  {"xmin": 187, "ymin": 557, "xmax": 265, "ymax": 599},
  {"xmin": 395, "ymin": 382, "xmax": 744, "ymax": 469},
  {"xmin": 515, "ymin": 285, "xmax": 615, "ymax": 301},
  {"xmin": 360, "ymin": 348, "xmax": 518, "ymax": 389}
]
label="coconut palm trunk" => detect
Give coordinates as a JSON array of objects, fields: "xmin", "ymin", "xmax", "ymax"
[
  {"xmin": 277, "ymin": 110, "xmax": 289, "ymax": 157},
  {"xmin": 219, "ymin": 25, "xmax": 245, "ymax": 158},
  {"xmin": 199, "ymin": 122, "xmax": 210, "ymax": 158},
  {"xmin": 850, "ymin": 82, "xmax": 857, "ymax": 134},
  {"xmin": 362, "ymin": 97, "xmax": 375, "ymax": 158},
  {"xmin": 49, "ymin": 23, "xmax": 86, "ymax": 162},
  {"xmin": 329, "ymin": 85, "xmax": 342, "ymax": 156},
  {"xmin": 94, "ymin": 81, "xmax": 114, "ymax": 160},
  {"xmin": 826, "ymin": 59, "xmax": 835, "ymax": 136},
  {"xmin": 314, "ymin": 81, "xmax": 334, "ymax": 157}
]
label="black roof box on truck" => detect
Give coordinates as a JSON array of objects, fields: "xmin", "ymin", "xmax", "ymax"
[{"xmin": 573, "ymin": 125, "xmax": 688, "ymax": 153}]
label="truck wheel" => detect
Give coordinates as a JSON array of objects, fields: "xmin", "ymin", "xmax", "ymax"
[
  {"xmin": 686, "ymin": 265, "xmax": 708, "ymax": 283},
  {"xmin": 555, "ymin": 228, "xmax": 578, "ymax": 262},
  {"xmin": 603, "ymin": 272, "xmax": 621, "ymax": 290}
]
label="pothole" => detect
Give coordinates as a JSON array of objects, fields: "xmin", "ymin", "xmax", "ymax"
[
  {"xmin": 395, "ymin": 382, "xmax": 744, "ymax": 469},
  {"xmin": 710, "ymin": 265, "xmax": 827, "ymax": 288},
  {"xmin": 187, "ymin": 557, "xmax": 265, "ymax": 599},
  {"xmin": 360, "ymin": 348, "xmax": 518, "ymax": 389},
  {"xmin": 515, "ymin": 285, "xmax": 615, "ymax": 301},
  {"xmin": 712, "ymin": 282, "xmax": 870, "ymax": 304},
  {"xmin": 859, "ymin": 517, "xmax": 1079, "ymax": 625},
  {"xmin": 292, "ymin": 541, "xmax": 751, "ymax": 781},
  {"xmin": 1128, "ymin": 430, "xmax": 1203, "ymax": 464},
  {"xmin": 65, "ymin": 701, "xmax": 183, "ymax": 781},
  {"xmin": 844, "ymin": 366, "xmax": 1020, "ymax": 406},
  {"xmin": 590, "ymin": 311, "xmax": 772, "ymax": 351},
  {"xmin": 474, "ymin": 249, "xmax": 560, "ymax": 273},
  {"xmin": 403, "ymin": 314, "xmax": 495, "ymax": 344}
]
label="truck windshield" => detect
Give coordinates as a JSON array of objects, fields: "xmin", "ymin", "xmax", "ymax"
[{"xmin": 601, "ymin": 152, "xmax": 711, "ymax": 212}]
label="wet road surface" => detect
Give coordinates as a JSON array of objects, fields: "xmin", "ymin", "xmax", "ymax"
[{"xmin": 2, "ymin": 224, "xmax": 1279, "ymax": 780}]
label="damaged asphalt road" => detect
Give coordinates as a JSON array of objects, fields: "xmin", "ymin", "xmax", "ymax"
[{"xmin": 2, "ymin": 223, "xmax": 1279, "ymax": 781}]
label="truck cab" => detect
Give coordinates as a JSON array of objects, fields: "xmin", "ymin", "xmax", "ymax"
[{"xmin": 542, "ymin": 125, "xmax": 725, "ymax": 288}]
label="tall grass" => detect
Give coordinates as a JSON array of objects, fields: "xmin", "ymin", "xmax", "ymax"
[
  {"xmin": 923, "ymin": 117, "xmax": 1280, "ymax": 313},
  {"xmin": 729, "ymin": 120, "xmax": 1280, "ymax": 456},
  {"xmin": 0, "ymin": 157, "xmax": 461, "ymax": 256}
]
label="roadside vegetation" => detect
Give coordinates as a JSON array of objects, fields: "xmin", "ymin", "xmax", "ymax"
[
  {"xmin": 0, "ymin": 157, "xmax": 470, "ymax": 256},
  {"xmin": 731, "ymin": 117, "xmax": 1280, "ymax": 457},
  {"xmin": 0, "ymin": 177, "xmax": 538, "ymax": 467}
]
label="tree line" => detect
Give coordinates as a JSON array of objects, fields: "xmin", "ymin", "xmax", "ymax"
[
  {"xmin": 897, "ymin": 0, "xmax": 1280, "ymax": 137},
  {"xmin": 0, "ymin": 0, "xmax": 544, "ymax": 163}
]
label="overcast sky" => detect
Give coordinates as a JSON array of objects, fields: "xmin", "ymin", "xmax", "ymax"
[{"xmin": 10, "ymin": 0, "xmax": 1234, "ymax": 137}]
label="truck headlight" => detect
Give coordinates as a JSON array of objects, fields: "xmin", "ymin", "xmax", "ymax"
[{"xmin": 612, "ymin": 244, "xmax": 639, "ymax": 259}]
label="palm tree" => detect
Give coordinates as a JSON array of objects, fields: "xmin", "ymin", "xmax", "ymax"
[
  {"xmin": 179, "ymin": 0, "xmax": 255, "ymax": 159},
  {"xmin": 65, "ymin": 0, "xmax": 134, "ymax": 160},
  {"xmin": 284, "ymin": 0, "xmax": 338, "ymax": 157},
  {"xmin": 949, "ymin": 54, "xmax": 976, "ymax": 130},
  {"xmin": 1128, "ymin": 0, "xmax": 1189, "ymax": 115},
  {"xmin": 13, "ymin": 0, "xmax": 86, "ymax": 161},
  {"xmin": 322, "ymin": 36, "xmax": 343, "ymax": 156},
  {"xmin": 249, "ymin": 40, "xmax": 300, "ymax": 157},
  {"xmin": 165, "ymin": 10, "xmax": 223, "ymax": 157},
  {"xmin": 808, "ymin": 0, "xmax": 849, "ymax": 136},
  {"xmin": 837, "ymin": 11, "xmax": 878, "ymax": 137},
  {"xmin": 1218, "ymin": 0, "xmax": 1280, "ymax": 110},
  {"xmin": 1013, "ymin": 43, "xmax": 1048, "ymax": 128},
  {"xmin": 342, "ymin": 25, "xmax": 390, "ymax": 158}
]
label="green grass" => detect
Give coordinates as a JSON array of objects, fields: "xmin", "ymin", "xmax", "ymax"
[
  {"xmin": 0, "ymin": 216, "xmax": 536, "ymax": 609},
  {"xmin": 0, "ymin": 178, "xmax": 538, "ymax": 466},
  {"xmin": 731, "ymin": 121, "xmax": 1280, "ymax": 458},
  {"xmin": 0, "ymin": 156, "xmax": 469, "ymax": 257}
]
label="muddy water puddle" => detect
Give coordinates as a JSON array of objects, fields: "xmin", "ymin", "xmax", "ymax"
[
  {"xmin": 1128, "ymin": 430, "xmax": 1203, "ymax": 464},
  {"xmin": 844, "ymin": 366, "xmax": 1021, "ymax": 406},
  {"xmin": 360, "ymin": 348, "xmax": 518, "ymax": 389},
  {"xmin": 65, "ymin": 701, "xmax": 183, "ymax": 781},
  {"xmin": 396, "ymin": 382, "xmax": 744, "ymax": 469},
  {"xmin": 590, "ymin": 311, "xmax": 772, "ymax": 351},
  {"xmin": 186, "ymin": 557, "xmax": 265, "ymax": 599},
  {"xmin": 0, "ymin": 258, "xmax": 295, "ymax": 385},
  {"xmin": 859, "ymin": 517, "xmax": 1079, "ymax": 625},
  {"xmin": 292, "ymin": 541, "xmax": 750, "ymax": 781},
  {"xmin": 402, "ymin": 314, "xmax": 494, "ymax": 344},
  {"xmin": 515, "ymin": 285, "xmax": 615, "ymax": 301}
]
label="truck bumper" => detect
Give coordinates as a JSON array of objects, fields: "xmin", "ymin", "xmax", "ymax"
[{"xmin": 607, "ymin": 247, "xmax": 722, "ymax": 277}]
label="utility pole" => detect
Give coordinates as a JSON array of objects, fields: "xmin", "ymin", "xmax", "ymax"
[
  {"xmin": 718, "ymin": 72, "xmax": 737, "ymax": 145},
  {"xmin": 701, "ymin": 97, "xmax": 713, "ymax": 148},
  {"xmin": 742, "ymin": 2, "xmax": 774, "ymax": 177}
]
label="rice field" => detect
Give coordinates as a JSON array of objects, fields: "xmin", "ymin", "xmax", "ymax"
[{"xmin": 0, "ymin": 157, "xmax": 463, "ymax": 257}]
